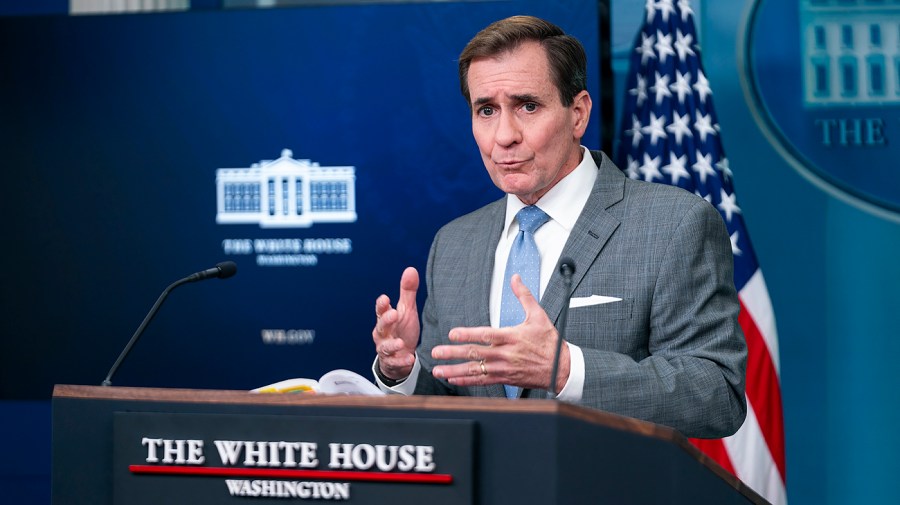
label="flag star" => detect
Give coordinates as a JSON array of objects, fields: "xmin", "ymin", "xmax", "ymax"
[
  {"xmin": 641, "ymin": 112, "xmax": 668, "ymax": 146},
  {"xmin": 637, "ymin": 31, "xmax": 657, "ymax": 66},
  {"xmin": 625, "ymin": 155, "xmax": 641, "ymax": 179},
  {"xmin": 674, "ymin": 30, "xmax": 696, "ymax": 62},
  {"xmin": 678, "ymin": 0, "xmax": 695, "ymax": 23},
  {"xmin": 639, "ymin": 153, "xmax": 663, "ymax": 182},
  {"xmin": 666, "ymin": 111, "xmax": 693, "ymax": 144},
  {"xmin": 654, "ymin": 29, "xmax": 676, "ymax": 64},
  {"xmin": 645, "ymin": 0, "xmax": 656, "ymax": 24},
  {"xmin": 669, "ymin": 71, "xmax": 692, "ymax": 104},
  {"xmin": 630, "ymin": 74, "xmax": 649, "ymax": 107},
  {"xmin": 655, "ymin": 0, "xmax": 676, "ymax": 23},
  {"xmin": 627, "ymin": 114, "xmax": 645, "ymax": 147},
  {"xmin": 730, "ymin": 230, "xmax": 743, "ymax": 256},
  {"xmin": 625, "ymin": 155, "xmax": 642, "ymax": 180},
  {"xmin": 716, "ymin": 157, "xmax": 733, "ymax": 182},
  {"xmin": 692, "ymin": 150, "xmax": 717, "ymax": 184},
  {"xmin": 696, "ymin": 190, "xmax": 712, "ymax": 203},
  {"xmin": 694, "ymin": 70, "xmax": 712, "ymax": 104},
  {"xmin": 694, "ymin": 110, "xmax": 717, "ymax": 142},
  {"xmin": 717, "ymin": 188, "xmax": 742, "ymax": 222},
  {"xmin": 662, "ymin": 152, "xmax": 691, "ymax": 185},
  {"xmin": 651, "ymin": 71, "xmax": 673, "ymax": 105}
]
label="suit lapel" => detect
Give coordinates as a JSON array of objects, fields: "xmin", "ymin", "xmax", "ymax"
[
  {"xmin": 541, "ymin": 151, "xmax": 624, "ymax": 325},
  {"xmin": 464, "ymin": 199, "xmax": 505, "ymax": 328},
  {"xmin": 465, "ymin": 198, "xmax": 513, "ymax": 399}
]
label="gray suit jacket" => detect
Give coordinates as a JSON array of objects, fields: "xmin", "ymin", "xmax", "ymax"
[{"xmin": 413, "ymin": 151, "xmax": 747, "ymax": 438}]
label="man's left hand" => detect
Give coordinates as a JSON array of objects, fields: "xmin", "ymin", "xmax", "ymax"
[{"xmin": 431, "ymin": 274, "xmax": 570, "ymax": 392}]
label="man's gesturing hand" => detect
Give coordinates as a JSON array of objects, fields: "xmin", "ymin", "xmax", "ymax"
[
  {"xmin": 373, "ymin": 267, "xmax": 421, "ymax": 380},
  {"xmin": 430, "ymin": 274, "xmax": 570, "ymax": 392}
]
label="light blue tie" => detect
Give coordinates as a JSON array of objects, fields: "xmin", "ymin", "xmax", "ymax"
[{"xmin": 500, "ymin": 205, "xmax": 551, "ymax": 399}]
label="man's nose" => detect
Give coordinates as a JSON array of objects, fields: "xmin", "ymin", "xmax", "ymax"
[{"xmin": 494, "ymin": 111, "xmax": 522, "ymax": 146}]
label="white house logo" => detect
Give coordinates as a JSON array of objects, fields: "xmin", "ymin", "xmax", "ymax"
[
  {"xmin": 742, "ymin": 0, "xmax": 900, "ymax": 221},
  {"xmin": 216, "ymin": 149, "xmax": 355, "ymax": 269},
  {"xmin": 216, "ymin": 149, "xmax": 357, "ymax": 228}
]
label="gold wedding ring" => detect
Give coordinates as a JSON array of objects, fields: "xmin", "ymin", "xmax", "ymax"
[{"xmin": 480, "ymin": 359, "xmax": 487, "ymax": 376}]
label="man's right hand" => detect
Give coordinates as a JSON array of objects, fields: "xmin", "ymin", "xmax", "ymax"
[{"xmin": 372, "ymin": 267, "xmax": 420, "ymax": 380}]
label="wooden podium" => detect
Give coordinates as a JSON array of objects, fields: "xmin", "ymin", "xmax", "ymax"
[{"xmin": 52, "ymin": 385, "xmax": 766, "ymax": 504}]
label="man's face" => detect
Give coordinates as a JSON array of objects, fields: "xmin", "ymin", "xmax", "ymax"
[{"xmin": 467, "ymin": 41, "xmax": 591, "ymax": 205}]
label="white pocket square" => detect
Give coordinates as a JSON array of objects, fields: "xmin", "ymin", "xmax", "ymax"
[{"xmin": 569, "ymin": 295, "xmax": 622, "ymax": 308}]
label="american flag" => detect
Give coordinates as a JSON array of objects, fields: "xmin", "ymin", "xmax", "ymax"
[{"xmin": 614, "ymin": 1, "xmax": 786, "ymax": 503}]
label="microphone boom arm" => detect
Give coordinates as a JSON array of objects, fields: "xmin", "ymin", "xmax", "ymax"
[
  {"xmin": 547, "ymin": 258, "xmax": 575, "ymax": 399},
  {"xmin": 101, "ymin": 276, "xmax": 191, "ymax": 387},
  {"xmin": 101, "ymin": 261, "xmax": 236, "ymax": 387}
]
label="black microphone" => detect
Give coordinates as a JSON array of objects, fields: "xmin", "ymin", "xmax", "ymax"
[
  {"xmin": 186, "ymin": 260, "xmax": 238, "ymax": 282},
  {"xmin": 547, "ymin": 257, "xmax": 575, "ymax": 399},
  {"xmin": 101, "ymin": 261, "xmax": 238, "ymax": 387}
]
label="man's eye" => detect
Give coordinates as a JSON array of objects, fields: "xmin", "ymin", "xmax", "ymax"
[
  {"xmin": 522, "ymin": 103, "xmax": 538, "ymax": 112},
  {"xmin": 478, "ymin": 106, "xmax": 495, "ymax": 117}
]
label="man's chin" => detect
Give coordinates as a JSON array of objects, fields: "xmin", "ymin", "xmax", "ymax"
[
  {"xmin": 508, "ymin": 186, "xmax": 544, "ymax": 205},
  {"xmin": 498, "ymin": 181, "xmax": 535, "ymax": 197}
]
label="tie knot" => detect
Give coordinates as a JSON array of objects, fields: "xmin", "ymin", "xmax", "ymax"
[{"xmin": 516, "ymin": 205, "xmax": 550, "ymax": 234}]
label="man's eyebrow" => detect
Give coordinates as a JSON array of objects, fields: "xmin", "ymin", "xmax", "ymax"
[
  {"xmin": 472, "ymin": 93, "xmax": 542, "ymax": 107},
  {"xmin": 510, "ymin": 93, "xmax": 540, "ymax": 103}
]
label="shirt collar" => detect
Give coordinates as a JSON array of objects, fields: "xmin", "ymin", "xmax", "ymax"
[{"xmin": 503, "ymin": 147, "xmax": 598, "ymax": 235}]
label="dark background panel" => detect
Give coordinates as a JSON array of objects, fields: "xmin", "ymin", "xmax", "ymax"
[{"xmin": 0, "ymin": 0, "xmax": 603, "ymax": 398}]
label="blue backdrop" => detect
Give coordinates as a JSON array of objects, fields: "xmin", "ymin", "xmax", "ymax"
[{"xmin": 0, "ymin": 0, "xmax": 602, "ymax": 398}]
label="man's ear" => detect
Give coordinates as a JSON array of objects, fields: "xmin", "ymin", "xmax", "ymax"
[{"xmin": 571, "ymin": 90, "xmax": 592, "ymax": 139}]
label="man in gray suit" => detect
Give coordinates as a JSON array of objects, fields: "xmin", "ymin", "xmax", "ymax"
[{"xmin": 371, "ymin": 15, "xmax": 746, "ymax": 439}]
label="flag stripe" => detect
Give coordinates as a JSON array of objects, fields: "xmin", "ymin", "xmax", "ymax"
[
  {"xmin": 724, "ymin": 403, "xmax": 788, "ymax": 504},
  {"xmin": 690, "ymin": 437, "xmax": 737, "ymax": 475},
  {"xmin": 739, "ymin": 296, "xmax": 786, "ymax": 481},
  {"xmin": 741, "ymin": 270, "xmax": 780, "ymax": 375}
]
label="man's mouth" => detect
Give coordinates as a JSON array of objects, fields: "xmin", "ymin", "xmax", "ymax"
[{"xmin": 494, "ymin": 159, "xmax": 528, "ymax": 169}]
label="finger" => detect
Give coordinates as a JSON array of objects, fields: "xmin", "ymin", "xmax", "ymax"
[
  {"xmin": 374, "ymin": 267, "xmax": 418, "ymax": 330},
  {"xmin": 373, "ymin": 292, "xmax": 395, "ymax": 345},
  {"xmin": 431, "ymin": 343, "xmax": 493, "ymax": 362},
  {"xmin": 373, "ymin": 307, "xmax": 397, "ymax": 344},
  {"xmin": 379, "ymin": 343, "xmax": 415, "ymax": 365},
  {"xmin": 510, "ymin": 273, "xmax": 541, "ymax": 317},
  {"xmin": 375, "ymin": 294, "xmax": 392, "ymax": 319},
  {"xmin": 447, "ymin": 326, "xmax": 503, "ymax": 346},
  {"xmin": 433, "ymin": 361, "xmax": 492, "ymax": 381},
  {"xmin": 380, "ymin": 336, "xmax": 411, "ymax": 356},
  {"xmin": 397, "ymin": 267, "xmax": 419, "ymax": 310}
]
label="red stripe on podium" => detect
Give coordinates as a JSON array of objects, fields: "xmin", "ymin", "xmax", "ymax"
[{"xmin": 129, "ymin": 465, "xmax": 453, "ymax": 484}]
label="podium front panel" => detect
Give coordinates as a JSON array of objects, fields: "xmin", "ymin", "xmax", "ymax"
[{"xmin": 52, "ymin": 386, "xmax": 765, "ymax": 505}]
